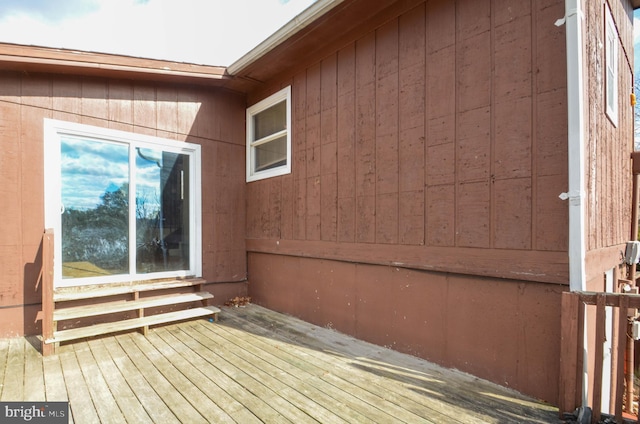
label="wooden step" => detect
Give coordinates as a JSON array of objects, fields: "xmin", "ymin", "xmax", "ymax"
[
  {"xmin": 45, "ymin": 306, "xmax": 220, "ymax": 344},
  {"xmin": 53, "ymin": 278, "xmax": 206, "ymax": 302},
  {"xmin": 53, "ymin": 291, "xmax": 214, "ymax": 321}
]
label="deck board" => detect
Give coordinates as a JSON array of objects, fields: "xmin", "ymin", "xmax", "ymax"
[
  {"xmin": 147, "ymin": 329, "xmax": 265, "ymax": 423},
  {"xmin": 58, "ymin": 344, "xmax": 101, "ymax": 423},
  {"xmin": 73, "ymin": 341, "xmax": 126, "ymax": 424},
  {"xmin": 170, "ymin": 325, "xmax": 338, "ymax": 423},
  {"xmin": 214, "ymin": 312, "xmax": 453, "ymax": 423},
  {"xmin": 189, "ymin": 320, "xmax": 435, "ymax": 423},
  {"xmin": 23, "ymin": 337, "xmax": 45, "ymax": 401},
  {"xmin": 2, "ymin": 338, "xmax": 25, "ymax": 401},
  {"xmin": 222, "ymin": 310, "xmax": 455, "ymax": 418},
  {"xmin": 182, "ymin": 323, "xmax": 379, "ymax": 423},
  {"xmin": 125, "ymin": 331, "xmax": 235, "ymax": 423},
  {"xmin": 158, "ymin": 326, "xmax": 294, "ymax": 423},
  {"xmin": 86, "ymin": 338, "xmax": 154, "ymax": 424},
  {"xmin": 42, "ymin": 353, "xmax": 73, "ymax": 424},
  {"xmin": 114, "ymin": 334, "xmax": 208, "ymax": 423},
  {"xmin": 100, "ymin": 337, "xmax": 180, "ymax": 424},
  {"xmin": 0, "ymin": 338, "xmax": 9, "ymax": 400},
  {"xmin": 0, "ymin": 304, "xmax": 560, "ymax": 423}
]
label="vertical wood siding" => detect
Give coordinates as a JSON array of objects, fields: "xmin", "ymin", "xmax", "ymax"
[
  {"xmin": 246, "ymin": 0, "xmax": 578, "ymax": 283},
  {"xmin": 584, "ymin": 0, "xmax": 634, "ymax": 265},
  {"xmin": 0, "ymin": 72, "xmax": 247, "ymax": 336}
]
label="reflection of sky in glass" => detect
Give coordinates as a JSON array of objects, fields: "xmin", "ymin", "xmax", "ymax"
[
  {"xmin": 61, "ymin": 139, "xmax": 163, "ymax": 212},
  {"xmin": 61, "ymin": 137, "xmax": 128, "ymax": 210}
]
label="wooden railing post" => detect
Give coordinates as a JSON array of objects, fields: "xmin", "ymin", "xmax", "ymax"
[
  {"xmin": 559, "ymin": 291, "xmax": 582, "ymax": 417},
  {"xmin": 614, "ymin": 295, "xmax": 628, "ymax": 423},
  {"xmin": 42, "ymin": 229, "xmax": 54, "ymax": 356},
  {"xmin": 592, "ymin": 293, "xmax": 606, "ymax": 422}
]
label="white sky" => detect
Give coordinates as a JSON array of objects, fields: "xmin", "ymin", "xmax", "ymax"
[{"xmin": 0, "ymin": 0, "xmax": 316, "ymax": 66}]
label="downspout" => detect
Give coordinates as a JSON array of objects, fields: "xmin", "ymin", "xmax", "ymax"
[
  {"xmin": 557, "ymin": 0, "xmax": 587, "ymax": 292},
  {"xmin": 556, "ymin": 0, "xmax": 588, "ymax": 409}
]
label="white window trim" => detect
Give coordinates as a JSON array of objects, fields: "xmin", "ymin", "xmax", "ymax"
[
  {"xmin": 44, "ymin": 119, "xmax": 202, "ymax": 288},
  {"xmin": 605, "ymin": 5, "xmax": 618, "ymax": 127},
  {"xmin": 246, "ymin": 86, "xmax": 292, "ymax": 182}
]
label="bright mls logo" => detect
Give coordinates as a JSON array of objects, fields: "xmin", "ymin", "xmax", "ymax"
[{"xmin": 0, "ymin": 402, "xmax": 68, "ymax": 423}]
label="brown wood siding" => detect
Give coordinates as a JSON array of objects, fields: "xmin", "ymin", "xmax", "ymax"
[
  {"xmin": 0, "ymin": 71, "xmax": 247, "ymax": 337},
  {"xmin": 246, "ymin": 0, "xmax": 571, "ymax": 284},
  {"xmin": 584, "ymin": 0, "xmax": 634, "ymax": 280}
]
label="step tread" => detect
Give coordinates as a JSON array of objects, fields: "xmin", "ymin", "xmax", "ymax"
[
  {"xmin": 53, "ymin": 291, "xmax": 214, "ymax": 321},
  {"xmin": 46, "ymin": 306, "xmax": 220, "ymax": 344},
  {"xmin": 53, "ymin": 278, "xmax": 206, "ymax": 302}
]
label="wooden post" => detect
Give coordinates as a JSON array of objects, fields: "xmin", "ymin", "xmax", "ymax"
[
  {"xmin": 592, "ymin": 294, "xmax": 606, "ymax": 422},
  {"xmin": 614, "ymin": 296, "xmax": 629, "ymax": 423},
  {"xmin": 630, "ymin": 173, "xmax": 640, "ymax": 285},
  {"xmin": 576, "ymin": 300, "xmax": 586, "ymax": 410},
  {"xmin": 41, "ymin": 229, "xmax": 55, "ymax": 356},
  {"xmin": 134, "ymin": 291, "xmax": 148, "ymax": 336},
  {"xmin": 559, "ymin": 291, "xmax": 581, "ymax": 417}
]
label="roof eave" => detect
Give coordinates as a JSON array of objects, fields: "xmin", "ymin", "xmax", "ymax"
[
  {"xmin": 0, "ymin": 43, "xmax": 230, "ymax": 86},
  {"xmin": 227, "ymin": 0, "xmax": 344, "ymax": 76}
]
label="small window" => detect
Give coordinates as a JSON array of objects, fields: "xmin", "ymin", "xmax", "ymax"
[
  {"xmin": 605, "ymin": 5, "xmax": 618, "ymax": 126},
  {"xmin": 246, "ymin": 86, "xmax": 291, "ymax": 182}
]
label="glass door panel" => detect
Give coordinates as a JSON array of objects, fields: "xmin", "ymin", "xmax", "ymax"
[
  {"xmin": 136, "ymin": 148, "xmax": 190, "ymax": 274},
  {"xmin": 60, "ymin": 137, "xmax": 129, "ymax": 278}
]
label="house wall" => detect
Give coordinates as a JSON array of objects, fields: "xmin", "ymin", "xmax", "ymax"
[
  {"xmin": 0, "ymin": 71, "xmax": 248, "ymax": 338},
  {"xmin": 245, "ymin": 0, "xmax": 571, "ymax": 404},
  {"xmin": 583, "ymin": 0, "xmax": 635, "ymax": 285},
  {"xmin": 582, "ymin": 0, "xmax": 635, "ymax": 412}
]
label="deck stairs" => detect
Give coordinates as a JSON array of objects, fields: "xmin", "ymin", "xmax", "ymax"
[{"xmin": 42, "ymin": 277, "xmax": 220, "ymax": 354}]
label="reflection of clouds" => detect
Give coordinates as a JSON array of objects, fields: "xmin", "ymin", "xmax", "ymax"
[
  {"xmin": 61, "ymin": 137, "xmax": 163, "ymax": 211},
  {"xmin": 62, "ymin": 138, "xmax": 128, "ymax": 210},
  {"xmin": 62, "ymin": 156, "xmax": 127, "ymax": 178},
  {"xmin": 62, "ymin": 137, "xmax": 128, "ymax": 161}
]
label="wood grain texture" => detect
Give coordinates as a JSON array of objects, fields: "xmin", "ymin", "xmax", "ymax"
[
  {"xmin": 246, "ymin": 238, "xmax": 568, "ymax": 284},
  {"xmin": 0, "ymin": 305, "xmax": 559, "ymax": 423},
  {"xmin": 243, "ymin": 0, "xmax": 583, "ymax": 286}
]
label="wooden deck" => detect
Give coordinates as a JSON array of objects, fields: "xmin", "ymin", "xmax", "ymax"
[{"xmin": 0, "ymin": 304, "xmax": 559, "ymax": 423}]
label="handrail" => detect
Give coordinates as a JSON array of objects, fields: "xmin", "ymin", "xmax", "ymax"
[{"xmin": 42, "ymin": 229, "xmax": 54, "ymax": 356}]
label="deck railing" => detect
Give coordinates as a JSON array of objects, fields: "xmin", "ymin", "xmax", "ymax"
[
  {"xmin": 559, "ymin": 289, "xmax": 639, "ymax": 423},
  {"xmin": 41, "ymin": 228, "xmax": 55, "ymax": 356}
]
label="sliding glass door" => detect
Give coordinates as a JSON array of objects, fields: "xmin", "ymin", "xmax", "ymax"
[{"xmin": 45, "ymin": 120, "xmax": 201, "ymax": 287}]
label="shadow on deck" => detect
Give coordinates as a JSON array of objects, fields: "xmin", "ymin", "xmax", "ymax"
[{"xmin": 0, "ymin": 304, "xmax": 559, "ymax": 423}]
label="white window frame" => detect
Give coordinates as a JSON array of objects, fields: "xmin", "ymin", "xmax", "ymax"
[
  {"xmin": 44, "ymin": 119, "xmax": 202, "ymax": 288},
  {"xmin": 246, "ymin": 86, "xmax": 291, "ymax": 182},
  {"xmin": 605, "ymin": 5, "xmax": 618, "ymax": 127}
]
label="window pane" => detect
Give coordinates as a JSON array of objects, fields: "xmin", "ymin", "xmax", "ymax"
[
  {"xmin": 255, "ymin": 135, "xmax": 287, "ymax": 172},
  {"xmin": 607, "ymin": 69, "xmax": 615, "ymax": 108},
  {"xmin": 136, "ymin": 148, "xmax": 190, "ymax": 274},
  {"xmin": 60, "ymin": 138, "xmax": 129, "ymax": 278},
  {"xmin": 253, "ymin": 101, "xmax": 286, "ymax": 140}
]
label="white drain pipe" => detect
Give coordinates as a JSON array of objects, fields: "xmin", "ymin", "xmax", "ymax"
[
  {"xmin": 557, "ymin": 0, "xmax": 587, "ymax": 292},
  {"xmin": 556, "ymin": 0, "xmax": 588, "ymax": 409}
]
